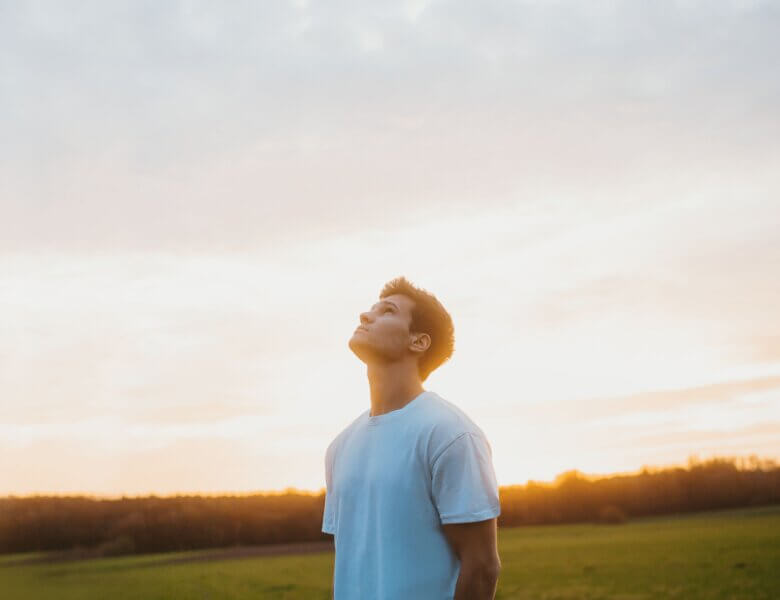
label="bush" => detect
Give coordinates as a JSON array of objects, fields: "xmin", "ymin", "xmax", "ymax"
[
  {"xmin": 598, "ymin": 505, "xmax": 627, "ymax": 524},
  {"xmin": 96, "ymin": 535, "xmax": 135, "ymax": 557}
]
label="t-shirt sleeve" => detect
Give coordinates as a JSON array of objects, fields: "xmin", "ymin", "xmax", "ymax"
[
  {"xmin": 431, "ymin": 432, "xmax": 501, "ymax": 525},
  {"xmin": 322, "ymin": 443, "xmax": 336, "ymax": 535}
]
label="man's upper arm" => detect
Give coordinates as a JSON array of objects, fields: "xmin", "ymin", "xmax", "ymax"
[
  {"xmin": 431, "ymin": 430, "xmax": 501, "ymax": 568},
  {"xmin": 442, "ymin": 518, "xmax": 500, "ymax": 570},
  {"xmin": 430, "ymin": 431, "xmax": 501, "ymax": 524}
]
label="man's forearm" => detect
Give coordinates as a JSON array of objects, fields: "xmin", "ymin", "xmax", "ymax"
[{"xmin": 453, "ymin": 563, "xmax": 500, "ymax": 600}]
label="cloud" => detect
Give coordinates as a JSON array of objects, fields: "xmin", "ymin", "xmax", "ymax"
[
  {"xmin": 513, "ymin": 374, "xmax": 780, "ymax": 426},
  {"xmin": 487, "ymin": 376, "xmax": 780, "ymax": 484},
  {"xmin": 1, "ymin": 1, "xmax": 778, "ymax": 252}
]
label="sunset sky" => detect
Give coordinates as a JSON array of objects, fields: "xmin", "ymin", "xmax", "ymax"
[{"xmin": 1, "ymin": 1, "xmax": 779, "ymax": 495}]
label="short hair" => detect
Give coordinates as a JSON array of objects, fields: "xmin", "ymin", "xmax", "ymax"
[{"xmin": 379, "ymin": 276, "xmax": 455, "ymax": 382}]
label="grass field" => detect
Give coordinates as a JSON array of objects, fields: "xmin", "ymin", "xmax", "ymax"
[{"xmin": 2, "ymin": 505, "xmax": 779, "ymax": 599}]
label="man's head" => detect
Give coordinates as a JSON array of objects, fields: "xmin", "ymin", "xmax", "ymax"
[{"xmin": 348, "ymin": 276, "xmax": 455, "ymax": 382}]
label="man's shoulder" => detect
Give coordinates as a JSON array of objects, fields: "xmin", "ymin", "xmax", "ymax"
[
  {"xmin": 418, "ymin": 392, "xmax": 491, "ymax": 457},
  {"xmin": 422, "ymin": 392, "xmax": 486, "ymax": 436}
]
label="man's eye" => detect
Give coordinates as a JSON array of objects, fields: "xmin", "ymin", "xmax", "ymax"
[{"xmin": 383, "ymin": 308, "xmax": 393, "ymax": 313}]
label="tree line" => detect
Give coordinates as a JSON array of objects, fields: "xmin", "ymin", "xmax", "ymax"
[
  {"xmin": 1, "ymin": 456, "xmax": 777, "ymax": 556},
  {"xmin": 498, "ymin": 455, "xmax": 779, "ymax": 526}
]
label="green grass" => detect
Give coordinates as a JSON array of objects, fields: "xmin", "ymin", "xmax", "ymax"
[
  {"xmin": 1, "ymin": 506, "xmax": 778, "ymax": 599},
  {"xmin": 495, "ymin": 505, "xmax": 780, "ymax": 600}
]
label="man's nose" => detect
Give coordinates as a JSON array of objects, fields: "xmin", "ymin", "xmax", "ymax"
[{"xmin": 360, "ymin": 312, "xmax": 373, "ymax": 325}]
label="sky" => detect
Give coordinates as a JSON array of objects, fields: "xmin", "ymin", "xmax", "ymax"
[{"xmin": 1, "ymin": 0, "xmax": 779, "ymax": 496}]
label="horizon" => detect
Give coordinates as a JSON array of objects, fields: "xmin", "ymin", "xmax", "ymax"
[{"xmin": 4, "ymin": 453, "xmax": 774, "ymax": 500}]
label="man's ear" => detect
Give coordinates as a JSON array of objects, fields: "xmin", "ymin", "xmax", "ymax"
[{"xmin": 410, "ymin": 332, "xmax": 431, "ymax": 354}]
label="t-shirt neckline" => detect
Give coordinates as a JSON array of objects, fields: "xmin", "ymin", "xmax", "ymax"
[{"xmin": 367, "ymin": 390, "xmax": 430, "ymax": 426}]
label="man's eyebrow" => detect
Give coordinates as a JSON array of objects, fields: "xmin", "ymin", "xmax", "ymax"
[{"xmin": 371, "ymin": 300, "xmax": 399, "ymax": 311}]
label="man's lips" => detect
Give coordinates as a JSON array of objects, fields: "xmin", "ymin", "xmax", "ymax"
[{"xmin": 355, "ymin": 326, "xmax": 369, "ymax": 333}]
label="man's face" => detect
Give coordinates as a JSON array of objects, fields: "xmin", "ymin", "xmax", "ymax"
[{"xmin": 348, "ymin": 293, "xmax": 417, "ymax": 365}]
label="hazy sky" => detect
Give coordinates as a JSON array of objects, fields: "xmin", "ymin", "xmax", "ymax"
[{"xmin": 2, "ymin": 0, "xmax": 779, "ymax": 495}]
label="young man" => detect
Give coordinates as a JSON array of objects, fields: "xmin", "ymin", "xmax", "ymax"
[{"xmin": 322, "ymin": 277, "xmax": 502, "ymax": 599}]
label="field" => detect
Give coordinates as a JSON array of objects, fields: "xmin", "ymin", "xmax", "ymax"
[{"xmin": 1, "ymin": 506, "xmax": 779, "ymax": 599}]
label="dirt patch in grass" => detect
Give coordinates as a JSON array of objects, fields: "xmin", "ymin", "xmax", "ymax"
[{"xmin": 3, "ymin": 540, "xmax": 335, "ymax": 567}]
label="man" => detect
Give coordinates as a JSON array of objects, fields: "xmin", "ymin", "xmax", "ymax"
[{"xmin": 322, "ymin": 276, "xmax": 502, "ymax": 599}]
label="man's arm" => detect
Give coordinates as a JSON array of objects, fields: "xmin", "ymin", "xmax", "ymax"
[{"xmin": 441, "ymin": 518, "xmax": 501, "ymax": 600}]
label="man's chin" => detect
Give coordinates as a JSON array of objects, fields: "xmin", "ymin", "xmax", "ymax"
[{"xmin": 348, "ymin": 337, "xmax": 374, "ymax": 362}]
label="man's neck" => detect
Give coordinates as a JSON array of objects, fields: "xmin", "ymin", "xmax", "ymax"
[{"xmin": 366, "ymin": 361, "xmax": 425, "ymax": 417}]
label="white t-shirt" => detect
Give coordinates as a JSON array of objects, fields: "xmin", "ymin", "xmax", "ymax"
[{"xmin": 322, "ymin": 390, "xmax": 501, "ymax": 599}]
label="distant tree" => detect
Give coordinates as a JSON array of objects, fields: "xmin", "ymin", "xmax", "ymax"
[{"xmin": 1, "ymin": 456, "xmax": 778, "ymax": 555}]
